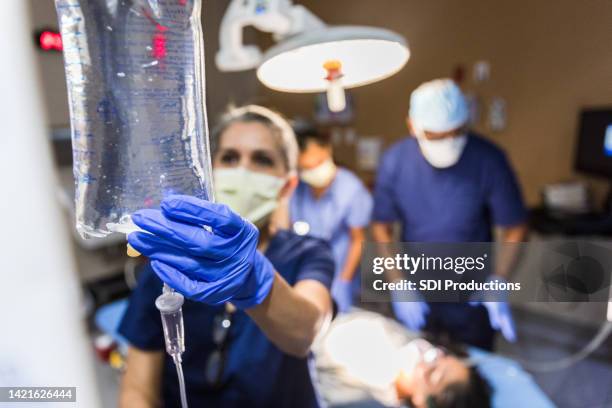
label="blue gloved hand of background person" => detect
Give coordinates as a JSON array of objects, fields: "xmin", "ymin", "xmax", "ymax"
[
  {"xmin": 391, "ymin": 300, "xmax": 430, "ymax": 331},
  {"xmin": 331, "ymin": 279, "xmax": 353, "ymax": 314},
  {"xmin": 478, "ymin": 301, "xmax": 517, "ymax": 342},
  {"xmin": 469, "ymin": 275, "xmax": 517, "ymax": 342},
  {"xmin": 128, "ymin": 195, "xmax": 275, "ymax": 309}
]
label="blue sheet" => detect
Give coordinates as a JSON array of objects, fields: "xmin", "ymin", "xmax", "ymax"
[{"xmin": 469, "ymin": 348, "xmax": 555, "ymax": 407}]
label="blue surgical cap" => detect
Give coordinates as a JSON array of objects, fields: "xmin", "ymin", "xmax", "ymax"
[{"xmin": 409, "ymin": 79, "xmax": 469, "ymax": 132}]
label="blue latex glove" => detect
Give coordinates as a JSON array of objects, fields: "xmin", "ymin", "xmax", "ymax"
[
  {"xmin": 478, "ymin": 302, "xmax": 517, "ymax": 342},
  {"xmin": 128, "ymin": 195, "xmax": 275, "ymax": 309},
  {"xmin": 469, "ymin": 276, "xmax": 517, "ymax": 342},
  {"xmin": 391, "ymin": 290, "xmax": 430, "ymax": 331},
  {"xmin": 331, "ymin": 279, "xmax": 353, "ymax": 314}
]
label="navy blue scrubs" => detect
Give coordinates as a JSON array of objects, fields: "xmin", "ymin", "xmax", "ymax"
[
  {"xmin": 119, "ymin": 230, "xmax": 334, "ymax": 407},
  {"xmin": 373, "ymin": 133, "xmax": 527, "ymax": 349}
]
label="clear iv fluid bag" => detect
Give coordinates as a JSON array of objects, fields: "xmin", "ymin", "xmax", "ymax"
[{"xmin": 55, "ymin": 0, "xmax": 213, "ymax": 238}]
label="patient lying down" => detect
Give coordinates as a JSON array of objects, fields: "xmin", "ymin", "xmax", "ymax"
[{"xmin": 313, "ymin": 310, "xmax": 491, "ymax": 408}]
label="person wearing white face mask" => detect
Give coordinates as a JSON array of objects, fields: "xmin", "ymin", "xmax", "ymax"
[
  {"xmin": 371, "ymin": 79, "xmax": 528, "ymax": 351},
  {"xmin": 118, "ymin": 105, "xmax": 336, "ymax": 408},
  {"xmin": 289, "ymin": 121, "xmax": 373, "ymax": 314}
]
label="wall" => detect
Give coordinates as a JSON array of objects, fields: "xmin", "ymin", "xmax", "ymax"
[
  {"xmin": 200, "ymin": 1, "xmax": 259, "ymax": 121},
  {"xmin": 255, "ymin": 0, "xmax": 612, "ymax": 205}
]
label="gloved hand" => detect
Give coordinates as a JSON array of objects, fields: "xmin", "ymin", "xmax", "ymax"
[
  {"xmin": 479, "ymin": 301, "xmax": 517, "ymax": 342},
  {"xmin": 128, "ymin": 195, "xmax": 275, "ymax": 309},
  {"xmin": 391, "ymin": 291, "xmax": 430, "ymax": 331},
  {"xmin": 469, "ymin": 276, "xmax": 517, "ymax": 342},
  {"xmin": 331, "ymin": 279, "xmax": 353, "ymax": 314}
]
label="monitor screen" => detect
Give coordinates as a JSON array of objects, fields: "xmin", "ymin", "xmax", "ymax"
[{"xmin": 574, "ymin": 109, "xmax": 612, "ymax": 178}]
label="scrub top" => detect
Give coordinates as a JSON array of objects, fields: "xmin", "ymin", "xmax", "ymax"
[
  {"xmin": 373, "ymin": 134, "xmax": 526, "ymax": 242},
  {"xmin": 119, "ymin": 230, "xmax": 334, "ymax": 408},
  {"xmin": 290, "ymin": 167, "xmax": 373, "ymax": 276}
]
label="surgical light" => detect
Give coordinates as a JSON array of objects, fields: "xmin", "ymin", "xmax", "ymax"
[{"xmin": 216, "ymin": 0, "xmax": 410, "ymax": 112}]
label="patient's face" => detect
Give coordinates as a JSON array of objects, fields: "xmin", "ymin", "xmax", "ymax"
[{"xmin": 396, "ymin": 354, "xmax": 469, "ymax": 408}]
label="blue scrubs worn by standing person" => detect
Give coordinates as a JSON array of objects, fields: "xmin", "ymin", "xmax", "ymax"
[
  {"xmin": 371, "ymin": 79, "xmax": 528, "ymax": 350},
  {"xmin": 290, "ymin": 122, "xmax": 372, "ymax": 313},
  {"xmin": 118, "ymin": 106, "xmax": 334, "ymax": 408}
]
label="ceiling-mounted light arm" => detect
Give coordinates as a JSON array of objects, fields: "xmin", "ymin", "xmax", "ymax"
[
  {"xmin": 277, "ymin": 3, "xmax": 325, "ymax": 39},
  {"xmin": 216, "ymin": 0, "xmax": 324, "ymax": 72}
]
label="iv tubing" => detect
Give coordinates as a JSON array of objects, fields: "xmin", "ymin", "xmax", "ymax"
[{"xmin": 173, "ymin": 354, "xmax": 189, "ymax": 408}]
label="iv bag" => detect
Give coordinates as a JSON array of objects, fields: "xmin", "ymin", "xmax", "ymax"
[{"xmin": 55, "ymin": 0, "xmax": 213, "ymax": 238}]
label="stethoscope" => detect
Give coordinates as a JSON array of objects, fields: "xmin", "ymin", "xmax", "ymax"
[
  {"xmin": 292, "ymin": 186, "xmax": 315, "ymax": 237},
  {"xmin": 292, "ymin": 220, "xmax": 311, "ymax": 236},
  {"xmin": 292, "ymin": 195, "xmax": 338, "ymax": 242},
  {"xmin": 292, "ymin": 219, "xmax": 339, "ymax": 242}
]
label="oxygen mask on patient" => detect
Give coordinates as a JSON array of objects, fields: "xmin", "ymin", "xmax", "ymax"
[{"xmin": 397, "ymin": 339, "xmax": 445, "ymax": 375}]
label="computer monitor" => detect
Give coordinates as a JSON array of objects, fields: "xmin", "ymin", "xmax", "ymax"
[{"xmin": 575, "ymin": 108, "xmax": 612, "ymax": 178}]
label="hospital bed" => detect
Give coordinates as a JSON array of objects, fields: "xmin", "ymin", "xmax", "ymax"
[{"xmin": 95, "ymin": 299, "xmax": 555, "ymax": 408}]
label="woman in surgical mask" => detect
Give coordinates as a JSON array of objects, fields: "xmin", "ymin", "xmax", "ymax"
[
  {"xmin": 118, "ymin": 105, "xmax": 335, "ymax": 408},
  {"xmin": 211, "ymin": 106, "xmax": 297, "ymax": 229}
]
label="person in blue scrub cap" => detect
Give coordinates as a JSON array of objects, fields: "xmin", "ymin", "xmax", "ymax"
[
  {"xmin": 371, "ymin": 79, "xmax": 528, "ymax": 350},
  {"xmin": 118, "ymin": 105, "xmax": 335, "ymax": 408},
  {"xmin": 289, "ymin": 121, "xmax": 373, "ymax": 313}
]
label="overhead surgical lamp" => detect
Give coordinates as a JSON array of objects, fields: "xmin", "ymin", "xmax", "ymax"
[{"xmin": 216, "ymin": 0, "xmax": 410, "ymax": 112}]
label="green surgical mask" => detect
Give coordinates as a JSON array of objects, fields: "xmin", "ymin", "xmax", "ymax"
[{"xmin": 213, "ymin": 167, "xmax": 285, "ymax": 225}]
